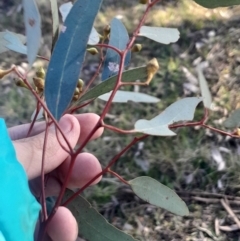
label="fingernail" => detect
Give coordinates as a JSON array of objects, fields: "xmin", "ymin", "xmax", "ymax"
[{"xmin": 59, "ymin": 116, "xmax": 73, "ymax": 134}]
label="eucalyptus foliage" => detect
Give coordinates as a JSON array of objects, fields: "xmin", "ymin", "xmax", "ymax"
[{"xmin": 1, "ymin": 0, "xmax": 240, "ymax": 240}]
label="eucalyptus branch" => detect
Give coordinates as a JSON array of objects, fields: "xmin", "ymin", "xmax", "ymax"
[{"xmin": 63, "ymin": 134, "xmax": 148, "ymax": 206}]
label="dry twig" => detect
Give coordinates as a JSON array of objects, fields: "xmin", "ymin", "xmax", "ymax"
[{"xmin": 221, "ymin": 199, "xmax": 240, "ymax": 229}]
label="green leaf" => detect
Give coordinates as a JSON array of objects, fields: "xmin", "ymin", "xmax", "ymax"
[
  {"xmin": 0, "ymin": 119, "xmax": 40, "ymax": 241},
  {"xmin": 98, "ymin": 90, "xmax": 160, "ymax": 103},
  {"xmin": 193, "ymin": 0, "xmax": 240, "ymax": 8},
  {"xmin": 49, "ymin": 0, "xmax": 59, "ymax": 52},
  {"xmin": 197, "ymin": 66, "xmax": 212, "ymax": 109},
  {"xmin": 3, "ymin": 31, "xmax": 27, "ymax": 54},
  {"xmin": 102, "ymin": 18, "xmax": 131, "ymax": 81},
  {"xmin": 59, "ymin": 2, "xmax": 99, "ymax": 45},
  {"xmin": 223, "ymin": 108, "xmax": 240, "ymax": 128},
  {"xmin": 64, "ymin": 189, "xmax": 137, "ymax": 241},
  {"xmin": 134, "ymin": 97, "xmax": 202, "ymax": 136},
  {"xmin": 45, "ymin": 0, "xmax": 102, "ymax": 120},
  {"xmin": 138, "ymin": 26, "xmax": 180, "ymax": 44},
  {"xmin": 23, "ymin": 0, "xmax": 41, "ymax": 67},
  {"xmin": 75, "ymin": 66, "xmax": 148, "ymax": 105},
  {"xmin": 129, "ymin": 176, "xmax": 189, "ymax": 216}
]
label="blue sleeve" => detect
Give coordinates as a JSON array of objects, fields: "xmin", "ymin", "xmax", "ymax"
[{"xmin": 0, "ymin": 119, "xmax": 41, "ymax": 241}]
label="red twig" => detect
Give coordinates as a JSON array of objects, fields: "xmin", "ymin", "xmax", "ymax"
[
  {"xmin": 96, "ymin": 43, "xmax": 122, "ymax": 55},
  {"xmin": 62, "ymin": 0, "xmax": 162, "ymax": 207},
  {"xmin": 63, "ymin": 134, "xmax": 148, "ymax": 206},
  {"xmin": 40, "ymin": 121, "xmax": 50, "ymax": 222},
  {"xmin": 69, "ymin": 99, "xmax": 94, "ymax": 113},
  {"xmin": 102, "ymin": 122, "xmax": 136, "ymax": 134},
  {"xmin": 13, "ymin": 67, "xmax": 73, "ymax": 153},
  {"xmin": 107, "ymin": 169, "xmax": 129, "ymax": 185},
  {"xmin": 27, "ymin": 100, "xmax": 41, "ymax": 137}
]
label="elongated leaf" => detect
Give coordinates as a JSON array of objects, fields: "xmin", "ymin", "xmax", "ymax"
[
  {"xmin": 102, "ymin": 18, "xmax": 131, "ymax": 81},
  {"xmin": 98, "ymin": 90, "xmax": 160, "ymax": 103},
  {"xmin": 59, "ymin": 2, "xmax": 99, "ymax": 45},
  {"xmin": 223, "ymin": 109, "xmax": 240, "ymax": 128},
  {"xmin": 129, "ymin": 176, "xmax": 189, "ymax": 216},
  {"xmin": 3, "ymin": 31, "xmax": 27, "ymax": 54},
  {"xmin": 134, "ymin": 97, "xmax": 202, "ymax": 136},
  {"xmin": 0, "ymin": 119, "xmax": 40, "ymax": 241},
  {"xmin": 45, "ymin": 0, "xmax": 102, "ymax": 120},
  {"xmin": 0, "ymin": 31, "xmax": 26, "ymax": 54},
  {"xmin": 194, "ymin": 0, "xmax": 240, "ymax": 8},
  {"xmin": 75, "ymin": 66, "xmax": 147, "ymax": 105},
  {"xmin": 138, "ymin": 26, "xmax": 180, "ymax": 44},
  {"xmin": 23, "ymin": 0, "xmax": 41, "ymax": 66},
  {"xmin": 49, "ymin": 0, "xmax": 59, "ymax": 51},
  {"xmin": 197, "ymin": 66, "xmax": 212, "ymax": 109},
  {"xmin": 64, "ymin": 189, "xmax": 137, "ymax": 241}
]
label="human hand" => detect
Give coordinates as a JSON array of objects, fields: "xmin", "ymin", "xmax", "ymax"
[{"xmin": 9, "ymin": 114, "xmax": 103, "ymax": 241}]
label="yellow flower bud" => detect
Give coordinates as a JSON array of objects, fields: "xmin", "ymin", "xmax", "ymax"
[
  {"xmin": 33, "ymin": 77, "xmax": 44, "ymax": 91},
  {"xmin": 131, "ymin": 44, "xmax": 142, "ymax": 53},
  {"xmin": 77, "ymin": 79, "xmax": 84, "ymax": 92},
  {"xmin": 72, "ymin": 95, "xmax": 79, "ymax": 101},
  {"xmin": 103, "ymin": 25, "xmax": 111, "ymax": 38},
  {"xmin": 15, "ymin": 78, "xmax": 29, "ymax": 89},
  {"xmin": 87, "ymin": 47, "xmax": 99, "ymax": 55},
  {"xmin": 0, "ymin": 68, "xmax": 12, "ymax": 79},
  {"xmin": 74, "ymin": 87, "xmax": 80, "ymax": 95},
  {"xmin": 36, "ymin": 67, "xmax": 45, "ymax": 79},
  {"xmin": 146, "ymin": 58, "xmax": 159, "ymax": 85}
]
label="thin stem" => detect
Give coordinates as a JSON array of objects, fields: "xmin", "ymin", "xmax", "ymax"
[
  {"xmin": 55, "ymin": 127, "xmax": 72, "ymax": 155},
  {"xmin": 69, "ymin": 99, "xmax": 94, "ymax": 113},
  {"xmin": 102, "ymin": 122, "xmax": 136, "ymax": 134},
  {"xmin": 36, "ymin": 55, "xmax": 50, "ymax": 61},
  {"xmin": 125, "ymin": 1, "xmax": 156, "ymax": 52},
  {"xmin": 47, "ymin": 153, "xmax": 78, "ymax": 220},
  {"xmin": 82, "ymin": 56, "xmax": 104, "ymax": 95},
  {"xmin": 63, "ymin": 134, "xmax": 148, "ymax": 206},
  {"xmin": 96, "ymin": 43, "xmax": 122, "ymax": 55},
  {"xmin": 107, "ymin": 169, "xmax": 129, "ymax": 185},
  {"xmin": 40, "ymin": 121, "xmax": 50, "ymax": 222},
  {"xmin": 13, "ymin": 67, "xmax": 73, "ymax": 153},
  {"xmin": 27, "ymin": 100, "xmax": 41, "ymax": 137},
  {"xmin": 202, "ymin": 124, "xmax": 240, "ymax": 138}
]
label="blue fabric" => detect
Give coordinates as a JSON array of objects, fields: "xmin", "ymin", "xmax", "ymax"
[{"xmin": 0, "ymin": 119, "xmax": 41, "ymax": 241}]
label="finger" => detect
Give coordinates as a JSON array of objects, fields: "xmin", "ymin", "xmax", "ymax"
[
  {"xmin": 8, "ymin": 121, "xmax": 46, "ymax": 140},
  {"xmin": 74, "ymin": 113, "xmax": 104, "ymax": 145},
  {"xmin": 55, "ymin": 152, "xmax": 102, "ymax": 190},
  {"xmin": 8, "ymin": 113, "xmax": 104, "ymax": 142},
  {"xmin": 31, "ymin": 153, "xmax": 102, "ymax": 197},
  {"xmin": 13, "ymin": 114, "xmax": 80, "ymax": 179},
  {"xmin": 46, "ymin": 206, "xmax": 78, "ymax": 241}
]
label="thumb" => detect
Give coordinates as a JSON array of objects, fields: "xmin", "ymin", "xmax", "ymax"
[{"xmin": 13, "ymin": 114, "xmax": 80, "ymax": 179}]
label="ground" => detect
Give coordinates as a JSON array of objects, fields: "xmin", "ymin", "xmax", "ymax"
[{"xmin": 1, "ymin": 0, "xmax": 240, "ymax": 240}]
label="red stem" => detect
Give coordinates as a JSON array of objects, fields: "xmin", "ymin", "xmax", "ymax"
[
  {"xmin": 27, "ymin": 100, "xmax": 41, "ymax": 137},
  {"xmin": 107, "ymin": 169, "xmax": 129, "ymax": 185},
  {"xmin": 96, "ymin": 43, "xmax": 122, "ymax": 55},
  {"xmin": 13, "ymin": 67, "xmax": 73, "ymax": 154},
  {"xmin": 40, "ymin": 121, "xmax": 50, "ymax": 221},
  {"xmin": 62, "ymin": 134, "xmax": 148, "ymax": 206},
  {"xmin": 102, "ymin": 122, "xmax": 136, "ymax": 134},
  {"xmin": 62, "ymin": 0, "xmax": 162, "ymax": 207}
]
